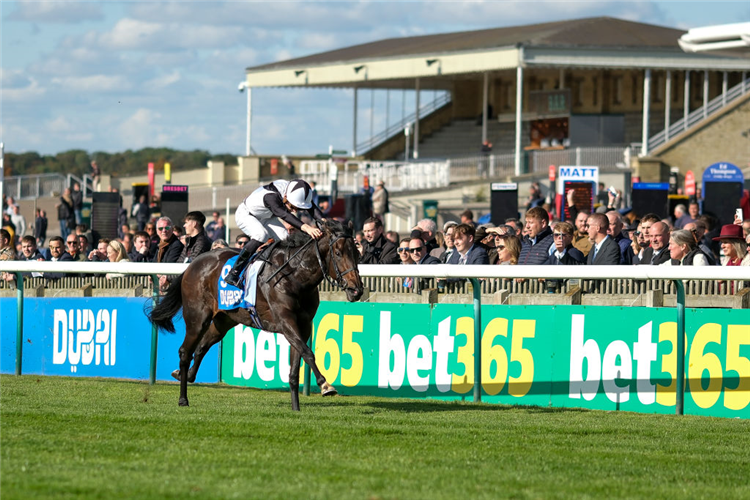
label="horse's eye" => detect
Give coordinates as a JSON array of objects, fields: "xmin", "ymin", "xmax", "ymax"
[{"xmin": 335, "ymin": 250, "xmax": 342, "ymax": 257}]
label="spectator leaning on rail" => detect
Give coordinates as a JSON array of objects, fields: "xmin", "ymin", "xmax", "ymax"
[
  {"xmin": 447, "ymin": 224, "xmax": 489, "ymax": 265},
  {"xmin": 106, "ymin": 240, "xmax": 131, "ymax": 279},
  {"xmin": 88, "ymin": 239, "xmax": 110, "ymax": 262},
  {"xmin": 359, "ymin": 217, "xmax": 399, "ymax": 265},
  {"xmin": 44, "ymin": 236, "xmax": 73, "ymax": 280},
  {"xmin": 545, "ymin": 222, "xmax": 585, "ymax": 265},
  {"xmin": 715, "ymin": 224, "xmax": 750, "ymax": 266},
  {"xmin": 637, "ymin": 221, "xmax": 671, "ymax": 265},
  {"xmin": 439, "ymin": 221, "xmax": 458, "ymax": 263},
  {"xmin": 161, "ymin": 211, "xmax": 212, "ymax": 290},
  {"xmin": 518, "ymin": 207, "xmax": 554, "ymax": 265},
  {"xmin": 409, "ymin": 237, "xmax": 441, "ymax": 265},
  {"xmin": 586, "ymin": 213, "xmax": 620, "ymax": 265},
  {"xmin": 494, "ymin": 233, "xmax": 521, "ymax": 265},
  {"xmin": 0, "ymin": 229, "xmax": 16, "ymax": 284},
  {"xmin": 129, "ymin": 231, "xmax": 151, "ymax": 262},
  {"xmin": 683, "ymin": 222, "xmax": 717, "ymax": 265},
  {"xmin": 606, "ymin": 211, "xmax": 635, "ymax": 265},
  {"xmin": 152, "ymin": 217, "xmax": 184, "ymax": 264},
  {"xmin": 65, "ymin": 234, "xmax": 86, "ymax": 261},
  {"xmin": 663, "ymin": 229, "xmax": 710, "ymax": 266}
]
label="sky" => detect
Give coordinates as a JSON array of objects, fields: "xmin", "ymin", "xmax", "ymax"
[{"xmin": 2, "ymin": 1, "xmax": 749, "ymax": 158}]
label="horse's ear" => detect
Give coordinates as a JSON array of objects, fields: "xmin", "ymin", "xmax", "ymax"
[{"xmin": 347, "ymin": 220, "xmax": 354, "ymax": 232}]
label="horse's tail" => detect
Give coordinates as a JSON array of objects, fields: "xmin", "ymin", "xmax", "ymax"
[{"xmin": 146, "ymin": 273, "xmax": 184, "ymax": 334}]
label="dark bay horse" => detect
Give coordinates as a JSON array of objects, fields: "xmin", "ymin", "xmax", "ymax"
[{"xmin": 147, "ymin": 219, "xmax": 363, "ymax": 411}]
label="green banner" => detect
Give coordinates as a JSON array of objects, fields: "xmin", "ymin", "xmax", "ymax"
[{"xmin": 220, "ymin": 304, "xmax": 750, "ymax": 418}]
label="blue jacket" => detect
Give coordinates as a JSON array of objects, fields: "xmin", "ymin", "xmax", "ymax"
[
  {"xmin": 613, "ymin": 232, "xmax": 635, "ymax": 265},
  {"xmin": 447, "ymin": 245, "xmax": 489, "ymax": 265},
  {"xmin": 519, "ymin": 226, "xmax": 554, "ymax": 265}
]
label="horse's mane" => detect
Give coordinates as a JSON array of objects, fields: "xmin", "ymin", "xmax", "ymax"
[{"xmin": 276, "ymin": 219, "xmax": 352, "ymax": 250}]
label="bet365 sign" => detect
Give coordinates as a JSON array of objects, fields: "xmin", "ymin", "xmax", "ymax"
[{"xmin": 221, "ymin": 304, "xmax": 749, "ymax": 419}]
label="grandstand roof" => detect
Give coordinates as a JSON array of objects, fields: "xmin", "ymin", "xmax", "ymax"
[
  {"xmin": 243, "ymin": 17, "xmax": 750, "ymax": 89},
  {"xmin": 249, "ymin": 17, "xmax": 685, "ymax": 72}
]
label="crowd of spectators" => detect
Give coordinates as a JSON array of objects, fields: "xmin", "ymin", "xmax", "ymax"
[{"xmin": 4, "ymin": 180, "xmax": 750, "ymax": 295}]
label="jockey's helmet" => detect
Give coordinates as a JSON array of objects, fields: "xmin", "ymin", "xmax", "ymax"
[{"xmin": 285, "ymin": 179, "xmax": 313, "ymax": 210}]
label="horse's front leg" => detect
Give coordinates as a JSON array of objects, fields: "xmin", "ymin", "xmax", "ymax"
[
  {"xmin": 178, "ymin": 344, "xmax": 192, "ymax": 406},
  {"xmin": 289, "ymin": 347, "xmax": 302, "ymax": 411}
]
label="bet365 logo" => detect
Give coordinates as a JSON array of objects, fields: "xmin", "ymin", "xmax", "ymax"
[{"xmin": 53, "ymin": 309, "xmax": 117, "ymax": 373}]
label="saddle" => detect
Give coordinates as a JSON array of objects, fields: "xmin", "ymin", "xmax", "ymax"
[{"xmin": 217, "ymin": 240, "xmax": 280, "ymax": 329}]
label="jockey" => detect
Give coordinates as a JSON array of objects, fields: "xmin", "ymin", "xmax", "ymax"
[{"xmin": 224, "ymin": 178, "xmax": 324, "ymax": 287}]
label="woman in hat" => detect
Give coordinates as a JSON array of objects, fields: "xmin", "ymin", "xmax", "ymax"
[{"xmin": 714, "ymin": 224, "xmax": 750, "ymax": 266}]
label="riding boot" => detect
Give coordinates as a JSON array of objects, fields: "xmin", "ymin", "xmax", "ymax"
[{"xmin": 224, "ymin": 239, "xmax": 261, "ymax": 287}]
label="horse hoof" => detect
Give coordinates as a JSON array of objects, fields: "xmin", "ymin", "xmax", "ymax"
[
  {"xmin": 178, "ymin": 398, "xmax": 189, "ymax": 407},
  {"xmin": 171, "ymin": 369, "xmax": 180, "ymax": 381},
  {"xmin": 321, "ymin": 383, "xmax": 337, "ymax": 397}
]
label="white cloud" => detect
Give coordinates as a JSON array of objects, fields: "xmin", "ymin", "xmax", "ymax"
[
  {"xmin": 296, "ymin": 33, "xmax": 340, "ymax": 51},
  {"xmin": 98, "ymin": 18, "xmax": 247, "ymax": 51},
  {"xmin": 50, "ymin": 74, "xmax": 130, "ymax": 92},
  {"xmin": 118, "ymin": 109, "xmax": 163, "ymax": 149},
  {"xmin": 6, "ymin": 1, "xmax": 104, "ymax": 24},
  {"xmin": 144, "ymin": 71, "xmax": 182, "ymax": 90},
  {"xmin": 2, "ymin": 76, "xmax": 46, "ymax": 101}
]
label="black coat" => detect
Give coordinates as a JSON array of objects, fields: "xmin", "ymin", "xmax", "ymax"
[
  {"xmin": 360, "ymin": 234, "xmax": 399, "ymax": 265},
  {"xmin": 545, "ymin": 246, "xmax": 585, "ymax": 265},
  {"xmin": 638, "ymin": 246, "xmax": 671, "ymax": 266},
  {"xmin": 153, "ymin": 235, "xmax": 184, "ymax": 263}
]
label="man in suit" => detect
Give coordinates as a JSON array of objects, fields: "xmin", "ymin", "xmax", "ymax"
[
  {"xmin": 637, "ymin": 221, "xmax": 671, "ymax": 265},
  {"xmin": 586, "ymin": 213, "xmax": 620, "ymax": 265},
  {"xmin": 447, "ymin": 224, "xmax": 489, "ymax": 265},
  {"xmin": 408, "ymin": 237, "xmax": 441, "ymax": 265},
  {"xmin": 44, "ymin": 236, "xmax": 73, "ymax": 279},
  {"xmin": 606, "ymin": 211, "xmax": 635, "ymax": 265},
  {"xmin": 545, "ymin": 222, "xmax": 585, "ymax": 265}
]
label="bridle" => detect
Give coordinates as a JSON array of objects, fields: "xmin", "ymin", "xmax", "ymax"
[
  {"xmin": 263, "ymin": 223, "xmax": 359, "ymax": 292},
  {"xmin": 313, "ymin": 229, "xmax": 359, "ymax": 292}
]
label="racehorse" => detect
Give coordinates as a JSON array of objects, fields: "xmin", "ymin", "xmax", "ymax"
[{"xmin": 147, "ymin": 219, "xmax": 364, "ymax": 411}]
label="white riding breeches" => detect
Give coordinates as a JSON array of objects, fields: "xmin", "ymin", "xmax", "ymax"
[{"xmin": 235, "ymin": 203, "xmax": 289, "ymax": 242}]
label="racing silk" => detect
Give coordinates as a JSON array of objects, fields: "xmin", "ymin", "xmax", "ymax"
[{"xmin": 241, "ymin": 180, "xmax": 324, "ymax": 230}]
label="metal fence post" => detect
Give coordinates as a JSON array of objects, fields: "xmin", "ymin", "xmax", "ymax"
[
  {"xmin": 15, "ymin": 273, "xmax": 24, "ymax": 375},
  {"xmin": 469, "ymin": 278, "xmax": 482, "ymax": 403},
  {"xmin": 674, "ymin": 279, "xmax": 686, "ymax": 416},
  {"xmin": 149, "ymin": 275, "xmax": 159, "ymax": 385}
]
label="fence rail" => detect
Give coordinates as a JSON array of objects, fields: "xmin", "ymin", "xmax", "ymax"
[
  {"xmin": 355, "ymin": 92, "xmax": 451, "ymax": 154},
  {"xmin": 3, "ymin": 173, "xmax": 69, "ymax": 200},
  {"xmin": 648, "ymin": 76, "xmax": 750, "ymax": 152}
]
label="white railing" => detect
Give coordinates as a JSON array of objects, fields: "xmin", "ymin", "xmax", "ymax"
[
  {"xmin": 355, "ymin": 91, "xmax": 451, "ymax": 154},
  {"xmin": 298, "ymin": 160, "xmax": 450, "ymax": 194},
  {"xmin": 529, "ymin": 147, "xmax": 630, "ymax": 173},
  {"xmin": 3, "ymin": 173, "xmax": 68, "ymax": 200},
  {"xmin": 648, "ymin": 76, "xmax": 750, "ymax": 152},
  {"xmin": 2, "ymin": 260, "xmax": 749, "ymax": 282}
]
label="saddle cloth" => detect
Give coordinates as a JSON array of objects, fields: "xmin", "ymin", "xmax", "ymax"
[{"xmin": 217, "ymin": 256, "xmax": 264, "ymax": 329}]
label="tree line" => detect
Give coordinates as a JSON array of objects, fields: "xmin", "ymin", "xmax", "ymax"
[{"xmin": 4, "ymin": 148, "xmax": 238, "ymax": 178}]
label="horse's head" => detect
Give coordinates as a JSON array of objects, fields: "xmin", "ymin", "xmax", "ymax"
[{"xmin": 318, "ymin": 219, "xmax": 364, "ymax": 302}]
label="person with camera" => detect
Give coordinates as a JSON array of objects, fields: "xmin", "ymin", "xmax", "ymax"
[{"xmin": 359, "ymin": 217, "xmax": 399, "ymax": 265}]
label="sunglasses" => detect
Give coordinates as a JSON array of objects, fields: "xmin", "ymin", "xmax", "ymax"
[
  {"xmin": 157, "ymin": 226, "xmax": 172, "ymax": 231},
  {"xmin": 409, "ymin": 247, "xmax": 424, "ymax": 253},
  {"xmin": 66, "ymin": 241, "xmax": 78, "ymax": 245},
  {"xmin": 553, "ymin": 233, "xmax": 569, "ymax": 238},
  {"xmin": 496, "ymin": 245, "xmax": 506, "ymax": 250},
  {"xmin": 397, "ymin": 247, "xmax": 409, "ymax": 252}
]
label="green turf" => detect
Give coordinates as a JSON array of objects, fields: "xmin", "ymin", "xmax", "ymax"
[{"xmin": 1, "ymin": 376, "xmax": 749, "ymax": 499}]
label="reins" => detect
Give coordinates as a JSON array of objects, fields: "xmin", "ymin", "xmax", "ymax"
[{"xmin": 262, "ymin": 225, "xmax": 357, "ymax": 291}]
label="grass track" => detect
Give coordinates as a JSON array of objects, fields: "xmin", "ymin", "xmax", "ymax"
[{"xmin": 2, "ymin": 375, "xmax": 749, "ymax": 499}]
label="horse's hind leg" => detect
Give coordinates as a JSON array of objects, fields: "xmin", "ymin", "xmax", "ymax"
[
  {"xmin": 188, "ymin": 314, "xmax": 235, "ymax": 383},
  {"xmin": 178, "ymin": 308, "xmax": 213, "ymax": 407}
]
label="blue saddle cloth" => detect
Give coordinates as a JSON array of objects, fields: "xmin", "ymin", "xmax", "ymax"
[{"xmin": 217, "ymin": 255, "xmax": 263, "ymax": 330}]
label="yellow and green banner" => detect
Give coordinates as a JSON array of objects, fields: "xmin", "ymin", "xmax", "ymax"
[{"xmin": 221, "ymin": 304, "xmax": 750, "ymax": 418}]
